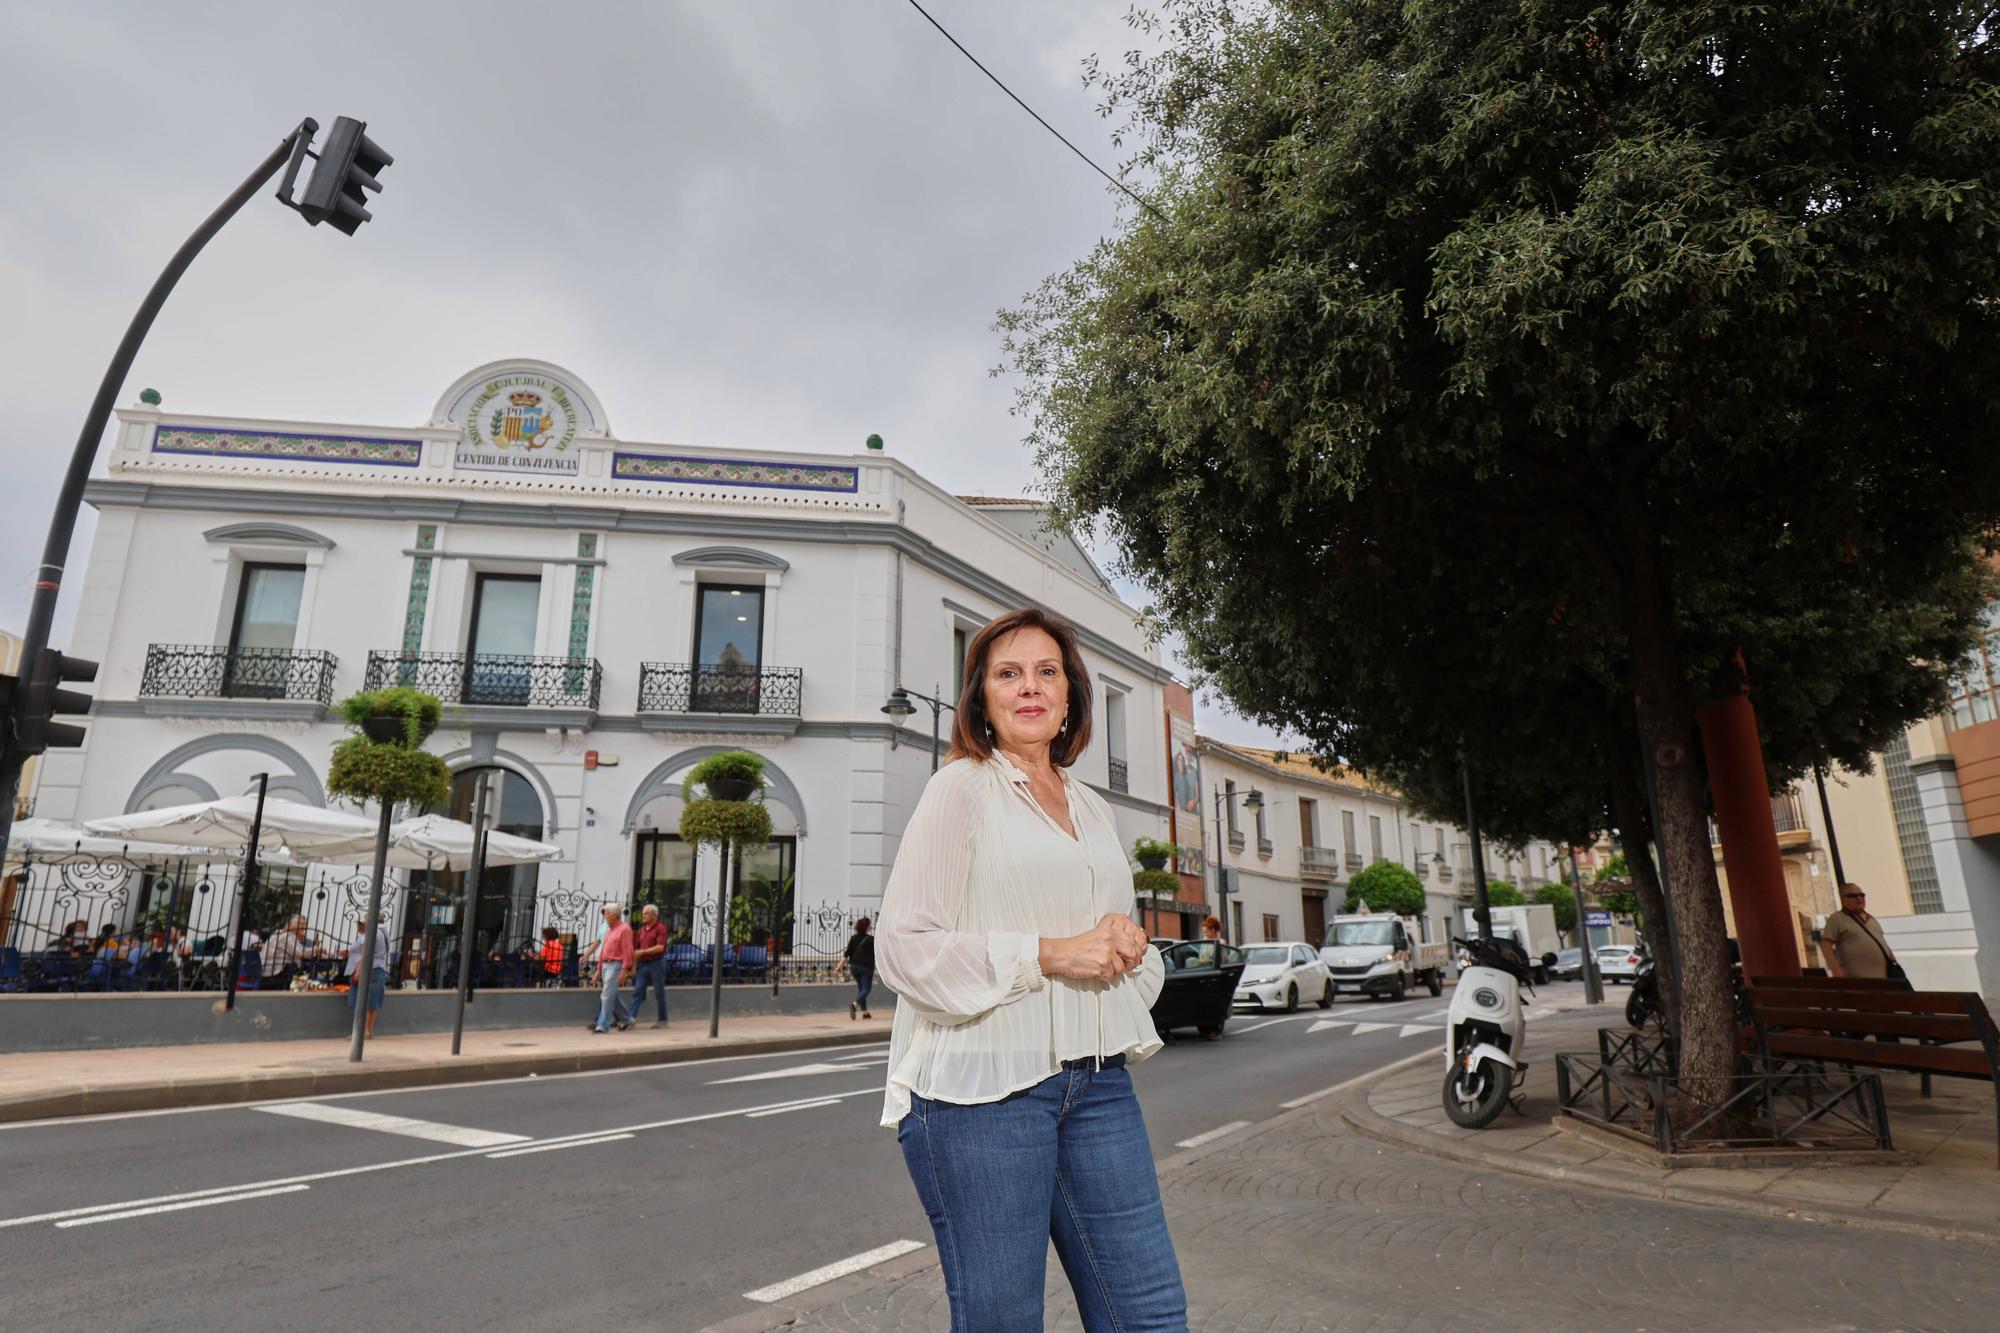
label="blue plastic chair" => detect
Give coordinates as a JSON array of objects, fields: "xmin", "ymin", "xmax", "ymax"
[
  {"xmin": 734, "ymin": 945, "xmax": 768, "ymax": 978},
  {"xmin": 236, "ymin": 947, "xmax": 262, "ymax": 991},
  {"xmin": 0, "ymin": 947, "xmax": 23, "ymax": 993},
  {"xmin": 666, "ymin": 942, "xmax": 702, "ymax": 982}
]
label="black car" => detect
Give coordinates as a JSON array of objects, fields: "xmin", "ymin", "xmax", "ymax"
[{"xmin": 1150, "ymin": 940, "xmax": 1247, "ymax": 1041}]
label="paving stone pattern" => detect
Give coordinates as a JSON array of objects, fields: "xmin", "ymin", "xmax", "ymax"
[{"xmin": 768, "ymin": 1098, "xmax": 2000, "ymax": 1332}]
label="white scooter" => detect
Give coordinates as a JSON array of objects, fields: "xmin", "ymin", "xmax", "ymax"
[{"xmin": 1442, "ymin": 933, "xmax": 1537, "ymax": 1128}]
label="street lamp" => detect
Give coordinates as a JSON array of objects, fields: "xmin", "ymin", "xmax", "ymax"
[
  {"xmin": 882, "ymin": 684, "xmax": 955, "ymax": 772},
  {"xmin": 1211, "ymin": 784, "xmax": 1263, "ymax": 944}
]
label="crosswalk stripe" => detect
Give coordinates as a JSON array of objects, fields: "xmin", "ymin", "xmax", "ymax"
[
  {"xmin": 487, "ymin": 1134, "xmax": 634, "ymax": 1159},
  {"xmin": 257, "ymin": 1103, "xmax": 529, "ymax": 1147},
  {"xmin": 744, "ymin": 1240, "xmax": 929, "ymax": 1303},
  {"xmin": 1174, "ymin": 1120, "xmax": 1251, "ymax": 1149}
]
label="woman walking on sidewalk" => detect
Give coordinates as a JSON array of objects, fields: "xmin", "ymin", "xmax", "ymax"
[
  {"xmin": 876, "ymin": 608, "xmax": 1186, "ymax": 1332},
  {"xmin": 837, "ymin": 917, "xmax": 876, "ymax": 1019}
]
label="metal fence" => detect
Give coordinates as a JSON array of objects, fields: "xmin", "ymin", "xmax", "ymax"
[{"xmin": 1, "ymin": 852, "xmax": 867, "ymax": 996}]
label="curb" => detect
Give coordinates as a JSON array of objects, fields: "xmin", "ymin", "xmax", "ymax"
[
  {"xmin": 695, "ymin": 1047, "xmax": 1442, "ymax": 1333},
  {"xmin": 0, "ymin": 1029, "xmax": 890, "ymax": 1126},
  {"xmin": 1336, "ymin": 1064, "xmax": 2000, "ymax": 1246}
]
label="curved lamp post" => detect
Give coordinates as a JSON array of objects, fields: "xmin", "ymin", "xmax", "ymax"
[{"xmin": 882, "ymin": 685, "xmax": 956, "ymax": 772}]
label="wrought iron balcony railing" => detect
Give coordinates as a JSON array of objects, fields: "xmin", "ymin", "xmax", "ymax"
[
  {"xmin": 365, "ymin": 651, "xmax": 602, "ymax": 709},
  {"xmin": 1771, "ymin": 792, "xmax": 1810, "ymax": 835},
  {"xmin": 1107, "ymin": 757, "xmax": 1129, "ymax": 793},
  {"xmin": 140, "ymin": 644, "xmax": 337, "ymax": 704},
  {"xmin": 636, "ymin": 662, "xmax": 803, "ymax": 716},
  {"xmin": 1300, "ymin": 845, "xmax": 1339, "ymax": 880}
]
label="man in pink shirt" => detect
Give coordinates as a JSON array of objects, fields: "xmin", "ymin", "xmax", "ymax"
[{"xmin": 587, "ymin": 904, "xmax": 635, "ymax": 1033}]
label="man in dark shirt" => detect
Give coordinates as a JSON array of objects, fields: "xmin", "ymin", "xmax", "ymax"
[{"xmin": 629, "ymin": 903, "xmax": 670, "ymax": 1026}]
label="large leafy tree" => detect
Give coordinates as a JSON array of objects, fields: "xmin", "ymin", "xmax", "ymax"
[
  {"xmin": 1342, "ymin": 860, "xmax": 1426, "ymax": 917},
  {"xmin": 1006, "ymin": 0, "xmax": 2000, "ymax": 1104}
]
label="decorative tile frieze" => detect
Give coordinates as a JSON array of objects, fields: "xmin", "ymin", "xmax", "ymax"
[
  {"xmin": 612, "ymin": 452, "xmax": 858, "ymax": 493},
  {"xmin": 154, "ymin": 427, "xmax": 422, "ymax": 467},
  {"xmin": 402, "ymin": 525, "xmax": 437, "ymax": 661},
  {"xmin": 568, "ymin": 533, "xmax": 598, "ymax": 663}
]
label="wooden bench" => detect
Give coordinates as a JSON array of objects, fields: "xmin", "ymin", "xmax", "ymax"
[
  {"xmin": 1752, "ymin": 974, "xmax": 1928, "ymax": 1091},
  {"xmin": 1745, "ymin": 982, "xmax": 2000, "ymax": 1164}
]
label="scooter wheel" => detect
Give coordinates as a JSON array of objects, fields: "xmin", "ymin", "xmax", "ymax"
[{"xmin": 1442, "ymin": 1059, "xmax": 1513, "ymax": 1129}]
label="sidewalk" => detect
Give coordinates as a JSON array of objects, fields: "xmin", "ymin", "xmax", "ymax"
[
  {"xmin": 0, "ymin": 1011, "xmax": 890, "ymax": 1123},
  {"xmin": 1343, "ymin": 1003, "xmax": 2000, "ymax": 1242}
]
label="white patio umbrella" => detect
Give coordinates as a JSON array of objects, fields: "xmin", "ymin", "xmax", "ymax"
[
  {"xmin": 312, "ymin": 813, "xmax": 560, "ymax": 871},
  {"xmin": 3, "ymin": 818, "xmax": 210, "ymax": 866},
  {"xmin": 84, "ymin": 794, "xmax": 377, "ymax": 858}
]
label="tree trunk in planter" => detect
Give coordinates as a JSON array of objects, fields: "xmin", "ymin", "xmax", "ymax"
[{"xmin": 1616, "ymin": 503, "xmax": 1736, "ymax": 1120}]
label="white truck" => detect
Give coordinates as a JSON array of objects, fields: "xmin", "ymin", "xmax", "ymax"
[
  {"xmin": 1458, "ymin": 904, "xmax": 1562, "ymax": 984},
  {"xmin": 1319, "ymin": 912, "xmax": 1449, "ymax": 1001}
]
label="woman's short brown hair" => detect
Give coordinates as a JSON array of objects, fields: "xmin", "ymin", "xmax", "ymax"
[{"xmin": 947, "ymin": 608, "xmax": 1094, "ymax": 767}]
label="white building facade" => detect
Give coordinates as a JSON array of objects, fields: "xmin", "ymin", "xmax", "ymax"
[{"xmin": 32, "ymin": 360, "xmax": 1173, "ymax": 972}]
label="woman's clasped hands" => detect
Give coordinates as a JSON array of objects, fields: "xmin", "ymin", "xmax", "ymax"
[{"xmin": 1038, "ymin": 913, "xmax": 1153, "ymax": 983}]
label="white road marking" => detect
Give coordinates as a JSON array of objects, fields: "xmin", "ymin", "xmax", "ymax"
[
  {"xmin": 1305, "ymin": 1019, "xmax": 1353, "ymax": 1034},
  {"xmin": 1279, "ymin": 1048, "xmax": 1437, "ymax": 1109},
  {"xmin": 0, "ymin": 1042, "xmax": 895, "ymax": 1132},
  {"xmin": 53, "ymin": 1184, "xmax": 309, "ymax": 1228},
  {"xmin": 1235, "ymin": 1013, "xmax": 1324, "ymax": 1034},
  {"xmin": 709, "ymin": 1061, "xmax": 877, "ymax": 1085},
  {"xmin": 256, "ymin": 1103, "xmax": 529, "ymax": 1147},
  {"xmin": 1399, "ymin": 1023, "xmax": 1444, "ymax": 1038},
  {"xmin": 0, "ymin": 1087, "xmax": 880, "ymax": 1231},
  {"xmin": 1348, "ymin": 1021, "xmax": 1394, "ymax": 1035},
  {"xmin": 1173, "ymin": 1120, "xmax": 1251, "ymax": 1149},
  {"xmin": 746, "ymin": 1098, "xmax": 842, "ymax": 1118},
  {"xmin": 743, "ymin": 1240, "xmax": 929, "ymax": 1303},
  {"xmin": 487, "ymin": 1134, "xmax": 634, "ymax": 1159}
]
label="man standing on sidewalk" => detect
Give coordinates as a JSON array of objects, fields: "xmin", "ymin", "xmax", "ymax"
[
  {"xmin": 628, "ymin": 903, "xmax": 669, "ymax": 1027},
  {"xmin": 588, "ymin": 904, "xmax": 635, "ymax": 1033},
  {"xmin": 1822, "ymin": 884, "xmax": 1899, "ymax": 980}
]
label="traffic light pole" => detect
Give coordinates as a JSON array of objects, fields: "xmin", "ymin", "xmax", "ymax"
[{"xmin": 0, "ymin": 120, "xmax": 318, "ymax": 869}]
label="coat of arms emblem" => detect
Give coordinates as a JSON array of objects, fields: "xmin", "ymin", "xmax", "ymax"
[{"xmin": 488, "ymin": 390, "xmax": 558, "ymax": 451}]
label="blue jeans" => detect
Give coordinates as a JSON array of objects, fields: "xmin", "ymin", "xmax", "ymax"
[
  {"xmin": 594, "ymin": 961, "xmax": 628, "ymax": 1031},
  {"xmin": 345, "ymin": 968, "xmax": 387, "ymax": 1014},
  {"xmin": 628, "ymin": 959, "xmax": 668, "ymax": 1021},
  {"xmin": 898, "ymin": 1057, "xmax": 1187, "ymax": 1332},
  {"xmin": 852, "ymin": 966, "xmax": 874, "ymax": 1011}
]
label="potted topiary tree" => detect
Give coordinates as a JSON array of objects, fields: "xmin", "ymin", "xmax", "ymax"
[
  {"xmin": 327, "ymin": 687, "xmax": 453, "ymax": 1060},
  {"xmin": 683, "ymin": 749, "xmax": 767, "ymax": 804},
  {"xmin": 1131, "ymin": 837, "xmax": 1176, "ymax": 873}
]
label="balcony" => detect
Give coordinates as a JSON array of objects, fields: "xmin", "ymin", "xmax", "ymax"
[
  {"xmin": 1227, "ymin": 828, "xmax": 1246, "ymax": 851},
  {"xmin": 1108, "ymin": 757, "xmax": 1129, "ymax": 794},
  {"xmin": 365, "ymin": 651, "xmax": 601, "ymax": 716},
  {"xmin": 1437, "ymin": 864, "xmax": 1455, "ymax": 883},
  {"xmin": 1257, "ymin": 836, "xmax": 1274, "ymax": 858},
  {"xmin": 1345, "ymin": 850, "xmax": 1364, "ymax": 871},
  {"xmin": 637, "ymin": 662, "xmax": 803, "ymax": 724},
  {"xmin": 1300, "ymin": 845, "xmax": 1339, "ymax": 881},
  {"xmin": 139, "ymin": 644, "xmax": 337, "ymax": 717},
  {"xmin": 1416, "ymin": 859, "xmax": 1430, "ymax": 880}
]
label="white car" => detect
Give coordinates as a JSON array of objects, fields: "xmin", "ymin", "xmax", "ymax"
[
  {"xmin": 1232, "ymin": 942, "xmax": 1332, "ymax": 1011},
  {"xmin": 1595, "ymin": 943, "xmax": 1644, "ymax": 983}
]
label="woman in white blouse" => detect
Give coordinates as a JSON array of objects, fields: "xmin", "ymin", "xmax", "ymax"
[{"xmin": 877, "ymin": 608, "xmax": 1187, "ymax": 1331}]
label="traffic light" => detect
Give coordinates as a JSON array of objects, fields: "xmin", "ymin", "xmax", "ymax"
[
  {"xmin": 298, "ymin": 116, "xmax": 392, "ymax": 235},
  {"xmin": 15, "ymin": 650, "xmax": 97, "ymax": 754}
]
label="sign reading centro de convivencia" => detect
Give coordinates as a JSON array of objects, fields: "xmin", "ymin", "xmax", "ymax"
[{"xmin": 444, "ymin": 366, "xmax": 597, "ymax": 475}]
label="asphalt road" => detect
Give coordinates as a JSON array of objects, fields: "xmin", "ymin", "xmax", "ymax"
[{"xmin": 0, "ymin": 983, "xmax": 1561, "ymax": 1331}]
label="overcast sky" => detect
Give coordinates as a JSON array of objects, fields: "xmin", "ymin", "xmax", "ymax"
[{"xmin": 0, "ymin": 0, "xmax": 1293, "ymax": 749}]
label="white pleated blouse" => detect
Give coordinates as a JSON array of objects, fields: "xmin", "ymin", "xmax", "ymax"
[{"xmin": 876, "ymin": 751, "xmax": 1165, "ymax": 1127}]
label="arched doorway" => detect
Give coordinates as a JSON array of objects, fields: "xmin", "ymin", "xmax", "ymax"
[{"xmin": 401, "ymin": 766, "xmax": 547, "ymax": 987}]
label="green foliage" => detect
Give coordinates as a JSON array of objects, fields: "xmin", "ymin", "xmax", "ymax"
[
  {"xmin": 1341, "ymin": 860, "xmax": 1425, "ymax": 918},
  {"xmin": 1130, "ymin": 837, "xmax": 1177, "ymax": 864},
  {"xmin": 327, "ymin": 738, "xmax": 453, "ymax": 807},
  {"xmin": 1593, "ymin": 853, "xmax": 1630, "ymax": 884},
  {"xmin": 678, "ymin": 798, "xmax": 773, "ymax": 848},
  {"xmin": 335, "ymin": 687, "xmax": 442, "ymax": 748},
  {"xmin": 1484, "ymin": 881, "xmax": 1526, "ymax": 908},
  {"xmin": 1532, "ymin": 883, "xmax": 1577, "ymax": 937},
  {"xmin": 682, "ymin": 750, "xmax": 768, "ymax": 800},
  {"xmin": 1133, "ymin": 868, "xmax": 1181, "ymax": 900},
  {"xmin": 1593, "ymin": 853, "xmax": 1641, "ymax": 917}
]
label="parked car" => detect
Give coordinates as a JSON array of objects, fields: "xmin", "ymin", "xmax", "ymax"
[
  {"xmin": 1151, "ymin": 939, "xmax": 1247, "ymax": 1040},
  {"xmin": 1595, "ymin": 943, "xmax": 1644, "ymax": 983},
  {"xmin": 1548, "ymin": 947, "xmax": 1585, "ymax": 982},
  {"xmin": 1233, "ymin": 942, "xmax": 1332, "ymax": 1012}
]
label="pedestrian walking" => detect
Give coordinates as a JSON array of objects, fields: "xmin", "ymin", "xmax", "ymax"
[
  {"xmin": 835, "ymin": 917, "xmax": 876, "ymax": 1020},
  {"xmin": 1822, "ymin": 883, "xmax": 1903, "ymax": 980},
  {"xmin": 539, "ymin": 925, "xmax": 564, "ymax": 987},
  {"xmin": 875, "ymin": 608, "xmax": 1185, "ymax": 1330},
  {"xmin": 341, "ymin": 913, "xmax": 391, "ymax": 1039},
  {"xmin": 586, "ymin": 904, "xmax": 634, "ymax": 1032},
  {"xmin": 628, "ymin": 903, "xmax": 669, "ymax": 1026}
]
